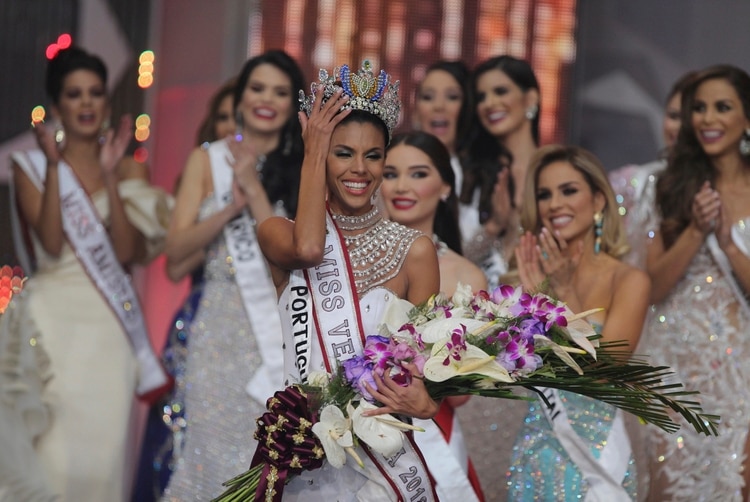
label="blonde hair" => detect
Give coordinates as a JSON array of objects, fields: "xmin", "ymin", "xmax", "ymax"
[{"xmin": 520, "ymin": 144, "xmax": 629, "ymax": 258}]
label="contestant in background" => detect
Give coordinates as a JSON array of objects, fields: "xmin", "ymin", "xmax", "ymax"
[
  {"xmin": 131, "ymin": 77, "xmax": 236, "ymax": 502},
  {"xmin": 507, "ymin": 145, "xmax": 650, "ymax": 501},
  {"xmin": 381, "ymin": 130, "xmax": 486, "ymax": 501},
  {"xmin": 609, "ymin": 71, "xmax": 696, "ymax": 269},
  {"xmin": 161, "ymin": 50, "xmax": 304, "ymax": 500},
  {"xmin": 460, "ymin": 56, "xmax": 541, "ymax": 287},
  {"xmin": 6, "ymin": 46, "xmax": 171, "ymax": 501},
  {"xmin": 259, "ymin": 62, "xmax": 441, "ymax": 501},
  {"xmin": 641, "ymin": 65, "xmax": 750, "ymax": 502}
]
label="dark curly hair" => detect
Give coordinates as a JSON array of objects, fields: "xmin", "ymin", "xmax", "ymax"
[{"xmin": 46, "ymin": 47, "xmax": 107, "ymax": 104}]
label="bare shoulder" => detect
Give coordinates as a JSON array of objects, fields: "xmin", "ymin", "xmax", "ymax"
[
  {"xmin": 612, "ymin": 260, "xmax": 651, "ymax": 295},
  {"xmin": 442, "ymin": 249, "xmax": 488, "ymax": 292},
  {"xmin": 407, "ymin": 233, "xmax": 438, "ymax": 260}
]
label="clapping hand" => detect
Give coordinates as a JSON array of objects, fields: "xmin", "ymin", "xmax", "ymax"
[
  {"xmin": 516, "ymin": 227, "xmax": 583, "ymax": 294},
  {"xmin": 32, "ymin": 121, "xmax": 62, "ymax": 165},
  {"xmin": 692, "ymin": 181, "xmax": 721, "ymax": 236},
  {"xmin": 100, "ymin": 115, "xmax": 133, "ymax": 176}
]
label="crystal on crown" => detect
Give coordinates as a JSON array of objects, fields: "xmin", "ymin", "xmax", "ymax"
[{"xmin": 299, "ymin": 60, "xmax": 401, "ymax": 135}]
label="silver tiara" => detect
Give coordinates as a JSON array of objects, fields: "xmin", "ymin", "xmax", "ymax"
[{"xmin": 299, "ymin": 60, "xmax": 401, "ymax": 135}]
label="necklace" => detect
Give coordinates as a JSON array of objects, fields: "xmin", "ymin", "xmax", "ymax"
[
  {"xmin": 330, "ymin": 205, "xmax": 382, "ymax": 231},
  {"xmin": 331, "ymin": 209, "xmax": 421, "ymax": 294}
]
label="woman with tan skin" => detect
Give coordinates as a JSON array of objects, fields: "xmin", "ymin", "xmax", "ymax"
[
  {"xmin": 258, "ymin": 63, "xmax": 440, "ymax": 501},
  {"xmin": 642, "ymin": 65, "xmax": 750, "ymax": 502},
  {"xmin": 461, "ymin": 56, "xmax": 541, "ymax": 287},
  {"xmin": 161, "ymin": 50, "xmax": 305, "ymax": 500},
  {"xmin": 132, "ymin": 77, "xmax": 238, "ymax": 502},
  {"xmin": 507, "ymin": 145, "xmax": 650, "ymax": 501},
  {"xmin": 5, "ymin": 47, "xmax": 170, "ymax": 501},
  {"xmin": 609, "ymin": 71, "xmax": 697, "ymax": 269},
  {"xmin": 381, "ymin": 130, "xmax": 486, "ymax": 501}
]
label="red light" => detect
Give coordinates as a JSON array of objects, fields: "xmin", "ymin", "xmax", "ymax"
[
  {"xmin": 133, "ymin": 147, "xmax": 149, "ymax": 163},
  {"xmin": 57, "ymin": 33, "xmax": 72, "ymax": 49},
  {"xmin": 46, "ymin": 44, "xmax": 59, "ymax": 60}
]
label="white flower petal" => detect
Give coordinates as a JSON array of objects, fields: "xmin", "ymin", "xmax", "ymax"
[
  {"xmin": 378, "ymin": 298, "xmax": 416, "ymax": 336},
  {"xmin": 311, "ymin": 405, "xmax": 352, "ymax": 469},
  {"xmin": 423, "ymin": 342, "xmax": 514, "ymax": 382},
  {"xmin": 350, "ymin": 401, "xmax": 404, "ymax": 458},
  {"xmin": 533, "ymin": 335, "xmax": 584, "ymax": 375},
  {"xmin": 451, "ymin": 282, "xmax": 474, "ymax": 307},
  {"xmin": 419, "ymin": 318, "xmax": 487, "ymax": 344}
]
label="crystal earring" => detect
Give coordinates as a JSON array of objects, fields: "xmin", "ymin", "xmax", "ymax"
[
  {"xmin": 593, "ymin": 211, "xmax": 603, "ymax": 255},
  {"xmin": 525, "ymin": 104, "xmax": 538, "ymax": 121},
  {"xmin": 54, "ymin": 125, "xmax": 65, "ymax": 146},
  {"xmin": 740, "ymin": 128, "xmax": 750, "ymax": 156}
]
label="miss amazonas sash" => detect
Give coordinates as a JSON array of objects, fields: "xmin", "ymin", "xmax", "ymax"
[
  {"xmin": 12, "ymin": 150, "xmax": 168, "ymax": 397},
  {"xmin": 207, "ymin": 140, "xmax": 283, "ymax": 404},
  {"xmin": 288, "ymin": 210, "xmax": 438, "ymax": 502}
]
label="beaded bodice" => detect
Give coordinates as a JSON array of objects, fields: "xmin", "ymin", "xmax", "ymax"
[{"xmin": 333, "ymin": 208, "xmax": 422, "ymax": 296}]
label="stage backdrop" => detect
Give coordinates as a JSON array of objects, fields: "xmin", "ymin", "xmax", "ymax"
[{"xmin": 247, "ymin": 0, "xmax": 577, "ymax": 144}]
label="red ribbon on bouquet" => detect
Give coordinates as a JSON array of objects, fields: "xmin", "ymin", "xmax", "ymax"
[{"xmin": 251, "ymin": 385, "xmax": 326, "ymax": 501}]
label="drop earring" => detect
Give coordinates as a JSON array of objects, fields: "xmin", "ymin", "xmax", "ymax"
[
  {"xmin": 525, "ymin": 104, "xmax": 538, "ymax": 120},
  {"xmin": 740, "ymin": 128, "xmax": 750, "ymax": 156},
  {"xmin": 593, "ymin": 211, "xmax": 603, "ymax": 255},
  {"xmin": 54, "ymin": 125, "xmax": 65, "ymax": 147},
  {"xmin": 234, "ymin": 110, "xmax": 244, "ymax": 141}
]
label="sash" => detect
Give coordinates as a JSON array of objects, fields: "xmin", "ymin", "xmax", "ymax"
[
  {"xmin": 302, "ymin": 211, "xmax": 438, "ymax": 502},
  {"xmin": 11, "ymin": 150, "xmax": 167, "ymax": 397},
  {"xmin": 207, "ymin": 140, "xmax": 283, "ymax": 404},
  {"xmin": 538, "ymin": 388, "xmax": 632, "ymax": 502},
  {"xmin": 707, "ymin": 232, "xmax": 750, "ymax": 321}
]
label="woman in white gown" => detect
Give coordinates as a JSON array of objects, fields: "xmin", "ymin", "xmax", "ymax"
[
  {"xmin": 258, "ymin": 62, "xmax": 441, "ymax": 501},
  {"xmin": 3, "ymin": 47, "xmax": 170, "ymax": 502}
]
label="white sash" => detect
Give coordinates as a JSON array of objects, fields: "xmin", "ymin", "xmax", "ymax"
[
  {"xmin": 707, "ymin": 232, "xmax": 750, "ymax": 320},
  {"xmin": 11, "ymin": 150, "xmax": 167, "ymax": 397},
  {"xmin": 303, "ymin": 212, "xmax": 438, "ymax": 502},
  {"xmin": 207, "ymin": 140, "xmax": 283, "ymax": 404},
  {"xmin": 539, "ymin": 388, "xmax": 632, "ymax": 502}
]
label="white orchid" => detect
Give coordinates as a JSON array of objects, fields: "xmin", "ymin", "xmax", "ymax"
[
  {"xmin": 307, "ymin": 371, "xmax": 333, "ymax": 388},
  {"xmin": 311, "ymin": 405, "xmax": 357, "ymax": 468},
  {"xmin": 423, "ymin": 340, "xmax": 514, "ymax": 383},
  {"xmin": 348, "ymin": 401, "xmax": 405, "ymax": 458}
]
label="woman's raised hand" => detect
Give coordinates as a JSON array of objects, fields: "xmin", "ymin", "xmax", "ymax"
[
  {"xmin": 32, "ymin": 121, "xmax": 62, "ymax": 165},
  {"xmin": 227, "ymin": 137, "xmax": 263, "ymax": 198},
  {"xmin": 515, "ymin": 231, "xmax": 546, "ymax": 292},
  {"xmin": 691, "ymin": 181, "xmax": 721, "ymax": 236},
  {"xmin": 298, "ymin": 85, "xmax": 350, "ymax": 158},
  {"xmin": 100, "ymin": 115, "xmax": 133, "ymax": 175},
  {"xmin": 537, "ymin": 227, "xmax": 582, "ymax": 292}
]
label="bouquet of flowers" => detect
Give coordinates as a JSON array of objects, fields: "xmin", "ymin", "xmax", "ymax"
[{"xmin": 214, "ymin": 284, "xmax": 718, "ymax": 502}]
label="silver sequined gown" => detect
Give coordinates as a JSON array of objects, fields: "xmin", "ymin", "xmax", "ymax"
[
  {"xmin": 163, "ymin": 198, "xmax": 265, "ymax": 501},
  {"xmin": 640, "ymin": 239, "xmax": 750, "ymax": 501}
]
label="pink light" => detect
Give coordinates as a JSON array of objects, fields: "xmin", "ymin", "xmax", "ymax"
[{"xmin": 57, "ymin": 33, "xmax": 72, "ymax": 49}]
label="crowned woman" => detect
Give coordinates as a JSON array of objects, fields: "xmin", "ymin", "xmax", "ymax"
[{"xmin": 257, "ymin": 62, "xmax": 441, "ymax": 501}]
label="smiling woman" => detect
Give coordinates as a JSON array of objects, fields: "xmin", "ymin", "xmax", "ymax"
[
  {"xmin": 641, "ymin": 64, "xmax": 750, "ymax": 501},
  {"xmin": 508, "ymin": 144, "xmax": 650, "ymax": 501},
  {"xmin": 256, "ymin": 61, "xmax": 441, "ymax": 501}
]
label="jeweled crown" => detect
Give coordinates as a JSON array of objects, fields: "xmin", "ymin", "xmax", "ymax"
[{"xmin": 299, "ymin": 60, "xmax": 401, "ymax": 135}]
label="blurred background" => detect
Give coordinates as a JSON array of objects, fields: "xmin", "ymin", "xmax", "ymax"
[{"xmin": 1, "ymin": 1, "xmax": 748, "ymax": 497}]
